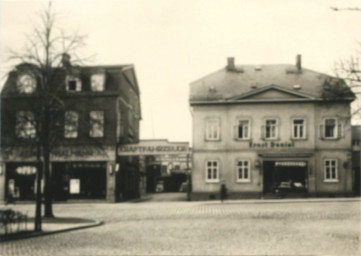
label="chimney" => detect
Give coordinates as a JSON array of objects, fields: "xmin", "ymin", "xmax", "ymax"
[
  {"xmin": 227, "ymin": 57, "xmax": 235, "ymax": 71},
  {"xmin": 296, "ymin": 54, "xmax": 302, "ymax": 71},
  {"xmin": 61, "ymin": 53, "xmax": 71, "ymax": 69}
]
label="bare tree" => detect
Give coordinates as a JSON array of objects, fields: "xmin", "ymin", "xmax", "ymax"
[
  {"xmin": 333, "ymin": 50, "xmax": 361, "ymax": 123},
  {"xmin": 7, "ymin": 1, "xmax": 89, "ymax": 231}
]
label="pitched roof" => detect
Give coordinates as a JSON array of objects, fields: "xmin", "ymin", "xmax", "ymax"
[{"xmin": 189, "ymin": 64, "xmax": 354, "ymax": 103}]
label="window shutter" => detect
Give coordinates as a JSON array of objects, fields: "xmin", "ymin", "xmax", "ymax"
[
  {"xmin": 233, "ymin": 125, "xmax": 238, "ymax": 140},
  {"xmin": 338, "ymin": 124, "xmax": 344, "ymax": 138},
  {"xmin": 319, "ymin": 124, "xmax": 324, "ymax": 139},
  {"xmin": 261, "ymin": 125, "xmax": 265, "ymax": 139}
]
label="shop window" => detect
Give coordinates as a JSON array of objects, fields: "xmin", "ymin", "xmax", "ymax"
[
  {"xmin": 264, "ymin": 119, "xmax": 277, "ymax": 139},
  {"xmin": 237, "ymin": 160, "xmax": 250, "ymax": 182},
  {"xmin": 234, "ymin": 120, "xmax": 250, "ymax": 140},
  {"xmin": 292, "ymin": 119, "xmax": 306, "ymax": 139},
  {"xmin": 91, "ymin": 73, "xmax": 105, "ymax": 91},
  {"xmin": 89, "ymin": 111, "xmax": 104, "ymax": 138},
  {"xmin": 324, "ymin": 159, "xmax": 338, "ymax": 182},
  {"xmin": 66, "ymin": 76, "xmax": 82, "ymax": 92},
  {"xmin": 206, "ymin": 160, "xmax": 219, "ymax": 182},
  {"xmin": 205, "ymin": 118, "xmax": 220, "ymax": 141},
  {"xmin": 16, "ymin": 111, "xmax": 36, "ymax": 139},
  {"xmin": 64, "ymin": 111, "xmax": 79, "ymax": 138}
]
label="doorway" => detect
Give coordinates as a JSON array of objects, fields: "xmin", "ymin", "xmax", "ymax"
[{"xmin": 263, "ymin": 160, "xmax": 308, "ymax": 194}]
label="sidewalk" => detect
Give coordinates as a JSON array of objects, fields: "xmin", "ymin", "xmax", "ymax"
[{"xmin": 0, "ymin": 217, "xmax": 103, "ymax": 242}]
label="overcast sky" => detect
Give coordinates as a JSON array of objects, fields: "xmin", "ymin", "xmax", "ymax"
[{"xmin": 1, "ymin": 0, "xmax": 361, "ymax": 143}]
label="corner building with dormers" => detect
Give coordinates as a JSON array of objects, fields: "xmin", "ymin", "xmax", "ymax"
[
  {"xmin": 189, "ymin": 56, "xmax": 356, "ymax": 199},
  {"xmin": 1, "ymin": 57, "xmax": 141, "ymax": 203}
]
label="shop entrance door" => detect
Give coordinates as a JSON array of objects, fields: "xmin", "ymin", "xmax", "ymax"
[{"xmin": 263, "ymin": 161, "xmax": 308, "ymax": 194}]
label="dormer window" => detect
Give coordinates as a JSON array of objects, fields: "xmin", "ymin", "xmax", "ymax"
[
  {"xmin": 91, "ymin": 73, "xmax": 105, "ymax": 91},
  {"xmin": 17, "ymin": 73, "xmax": 36, "ymax": 94},
  {"xmin": 66, "ymin": 76, "xmax": 82, "ymax": 92}
]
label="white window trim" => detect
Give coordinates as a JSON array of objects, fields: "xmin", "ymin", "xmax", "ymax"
[
  {"xmin": 64, "ymin": 111, "xmax": 79, "ymax": 139},
  {"xmin": 16, "ymin": 111, "xmax": 36, "ymax": 139},
  {"xmin": 90, "ymin": 73, "xmax": 106, "ymax": 92},
  {"xmin": 236, "ymin": 159, "xmax": 251, "ymax": 183},
  {"xmin": 264, "ymin": 118, "xmax": 279, "ymax": 140},
  {"xmin": 234, "ymin": 118, "xmax": 251, "ymax": 140},
  {"xmin": 323, "ymin": 117, "xmax": 338, "ymax": 140},
  {"xmin": 291, "ymin": 118, "xmax": 307, "ymax": 140},
  {"xmin": 324, "ymin": 159, "xmax": 339, "ymax": 183},
  {"xmin": 205, "ymin": 160, "xmax": 220, "ymax": 183},
  {"xmin": 205, "ymin": 117, "xmax": 221, "ymax": 141},
  {"xmin": 89, "ymin": 111, "xmax": 105, "ymax": 138},
  {"xmin": 66, "ymin": 76, "xmax": 82, "ymax": 92}
]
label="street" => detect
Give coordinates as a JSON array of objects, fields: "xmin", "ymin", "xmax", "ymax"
[{"xmin": 1, "ymin": 196, "xmax": 360, "ymax": 256}]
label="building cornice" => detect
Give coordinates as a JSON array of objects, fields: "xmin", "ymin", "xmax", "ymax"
[{"xmin": 189, "ymin": 97, "xmax": 355, "ymax": 106}]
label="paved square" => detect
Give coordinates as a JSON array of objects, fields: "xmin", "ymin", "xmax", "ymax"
[{"xmin": 1, "ymin": 198, "xmax": 360, "ymax": 255}]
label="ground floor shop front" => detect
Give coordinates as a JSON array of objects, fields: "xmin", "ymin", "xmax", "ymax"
[
  {"xmin": 0, "ymin": 145, "xmax": 143, "ymax": 203},
  {"xmin": 191, "ymin": 149, "xmax": 354, "ymax": 200}
]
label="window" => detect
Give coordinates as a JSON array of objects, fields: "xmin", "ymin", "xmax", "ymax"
[
  {"xmin": 17, "ymin": 73, "xmax": 36, "ymax": 94},
  {"xmin": 324, "ymin": 118, "xmax": 337, "ymax": 138},
  {"xmin": 235, "ymin": 120, "xmax": 250, "ymax": 139},
  {"xmin": 66, "ymin": 76, "xmax": 82, "ymax": 92},
  {"xmin": 206, "ymin": 160, "xmax": 219, "ymax": 182},
  {"xmin": 91, "ymin": 73, "xmax": 105, "ymax": 91},
  {"xmin": 237, "ymin": 160, "xmax": 250, "ymax": 182},
  {"xmin": 292, "ymin": 119, "xmax": 306, "ymax": 139},
  {"xmin": 64, "ymin": 111, "xmax": 79, "ymax": 138},
  {"xmin": 206, "ymin": 118, "xmax": 220, "ymax": 141},
  {"xmin": 324, "ymin": 159, "xmax": 338, "ymax": 182},
  {"xmin": 265, "ymin": 119, "xmax": 277, "ymax": 139},
  {"xmin": 89, "ymin": 111, "xmax": 104, "ymax": 138},
  {"xmin": 16, "ymin": 111, "xmax": 36, "ymax": 138}
]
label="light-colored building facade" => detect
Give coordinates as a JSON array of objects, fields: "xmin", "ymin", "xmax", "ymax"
[{"xmin": 189, "ymin": 56, "xmax": 355, "ymax": 199}]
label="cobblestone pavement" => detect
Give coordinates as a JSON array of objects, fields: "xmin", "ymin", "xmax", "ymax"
[{"xmin": 1, "ymin": 198, "xmax": 360, "ymax": 256}]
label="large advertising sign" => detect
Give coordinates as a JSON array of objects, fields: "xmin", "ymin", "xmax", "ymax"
[{"xmin": 118, "ymin": 140, "xmax": 190, "ymax": 156}]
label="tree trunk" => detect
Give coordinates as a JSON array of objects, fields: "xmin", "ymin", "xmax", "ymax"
[
  {"xmin": 35, "ymin": 145, "xmax": 42, "ymax": 231},
  {"xmin": 43, "ymin": 151, "xmax": 54, "ymax": 218},
  {"xmin": 43, "ymin": 107, "xmax": 54, "ymax": 218}
]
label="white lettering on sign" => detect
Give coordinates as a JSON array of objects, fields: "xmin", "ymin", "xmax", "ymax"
[{"xmin": 118, "ymin": 144, "xmax": 189, "ymax": 156}]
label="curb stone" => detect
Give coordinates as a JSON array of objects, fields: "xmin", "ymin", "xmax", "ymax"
[{"xmin": 0, "ymin": 220, "xmax": 104, "ymax": 243}]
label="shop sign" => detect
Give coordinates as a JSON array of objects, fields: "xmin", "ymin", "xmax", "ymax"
[
  {"xmin": 275, "ymin": 161, "xmax": 307, "ymax": 167},
  {"xmin": 249, "ymin": 141, "xmax": 294, "ymax": 148},
  {"xmin": 118, "ymin": 143, "xmax": 189, "ymax": 156},
  {"xmin": 16, "ymin": 166, "xmax": 37, "ymax": 175}
]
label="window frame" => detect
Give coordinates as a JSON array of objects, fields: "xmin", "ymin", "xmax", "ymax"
[
  {"xmin": 323, "ymin": 118, "xmax": 338, "ymax": 139},
  {"xmin": 234, "ymin": 118, "xmax": 251, "ymax": 140},
  {"xmin": 89, "ymin": 111, "xmax": 105, "ymax": 138},
  {"xmin": 236, "ymin": 159, "xmax": 251, "ymax": 183},
  {"xmin": 264, "ymin": 118, "xmax": 279, "ymax": 140},
  {"xmin": 17, "ymin": 73, "xmax": 36, "ymax": 94},
  {"xmin": 90, "ymin": 73, "xmax": 106, "ymax": 92},
  {"xmin": 291, "ymin": 118, "xmax": 307, "ymax": 140},
  {"xmin": 64, "ymin": 111, "xmax": 79, "ymax": 139},
  {"xmin": 66, "ymin": 76, "xmax": 82, "ymax": 92},
  {"xmin": 205, "ymin": 160, "xmax": 220, "ymax": 183},
  {"xmin": 15, "ymin": 111, "xmax": 36, "ymax": 139},
  {"xmin": 205, "ymin": 117, "xmax": 221, "ymax": 141},
  {"xmin": 324, "ymin": 159, "xmax": 339, "ymax": 183}
]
